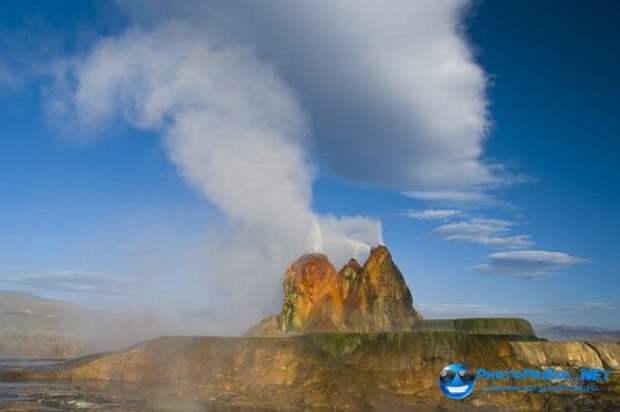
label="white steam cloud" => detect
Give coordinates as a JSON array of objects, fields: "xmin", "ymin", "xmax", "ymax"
[
  {"xmin": 119, "ymin": 0, "xmax": 495, "ymax": 193},
  {"xmin": 48, "ymin": 23, "xmax": 381, "ymax": 328}
]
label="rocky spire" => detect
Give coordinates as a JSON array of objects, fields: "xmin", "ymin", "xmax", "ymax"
[
  {"xmin": 246, "ymin": 245, "xmax": 421, "ymax": 336},
  {"xmin": 344, "ymin": 245, "xmax": 422, "ymax": 332}
]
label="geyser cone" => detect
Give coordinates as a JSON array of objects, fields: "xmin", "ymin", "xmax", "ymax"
[{"xmin": 247, "ymin": 245, "xmax": 421, "ymax": 336}]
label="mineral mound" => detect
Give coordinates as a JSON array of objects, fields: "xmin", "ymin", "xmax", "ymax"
[
  {"xmin": 247, "ymin": 245, "xmax": 422, "ymax": 336},
  {"xmin": 5, "ymin": 334, "xmax": 619, "ymax": 410}
]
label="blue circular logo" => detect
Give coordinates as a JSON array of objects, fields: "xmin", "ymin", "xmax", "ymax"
[{"xmin": 439, "ymin": 363, "xmax": 476, "ymax": 400}]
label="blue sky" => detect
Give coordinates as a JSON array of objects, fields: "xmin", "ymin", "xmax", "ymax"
[{"xmin": 0, "ymin": 1, "xmax": 618, "ymax": 329}]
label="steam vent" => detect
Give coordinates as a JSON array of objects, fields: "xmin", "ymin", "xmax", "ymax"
[{"xmin": 247, "ymin": 245, "xmax": 422, "ymax": 336}]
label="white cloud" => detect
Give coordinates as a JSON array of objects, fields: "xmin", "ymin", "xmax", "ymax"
[
  {"xmin": 404, "ymin": 190, "xmax": 495, "ymax": 204},
  {"xmin": 406, "ymin": 208, "xmax": 461, "ymax": 220},
  {"xmin": 16, "ymin": 270, "xmax": 128, "ymax": 295},
  {"xmin": 117, "ymin": 0, "xmax": 498, "ymax": 193},
  {"xmin": 473, "ymin": 250, "xmax": 587, "ymax": 278},
  {"xmin": 433, "ymin": 218, "xmax": 532, "ymax": 248}
]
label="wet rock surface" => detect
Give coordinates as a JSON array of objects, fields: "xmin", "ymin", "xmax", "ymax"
[
  {"xmin": 2, "ymin": 334, "xmax": 619, "ymax": 410},
  {"xmin": 280, "ymin": 253, "xmax": 346, "ymax": 333},
  {"xmin": 343, "ymin": 246, "xmax": 422, "ymax": 332},
  {"xmin": 249, "ymin": 246, "xmax": 422, "ymax": 336}
]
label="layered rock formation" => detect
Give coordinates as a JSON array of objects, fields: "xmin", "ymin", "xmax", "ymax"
[{"xmin": 248, "ymin": 245, "xmax": 422, "ymax": 336}]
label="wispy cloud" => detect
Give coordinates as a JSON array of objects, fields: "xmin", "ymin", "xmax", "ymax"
[
  {"xmin": 577, "ymin": 302, "xmax": 618, "ymax": 311},
  {"xmin": 404, "ymin": 190, "xmax": 494, "ymax": 204},
  {"xmin": 433, "ymin": 218, "xmax": 532, "ymax": 248},
  {"xmin": 472, "ymin": 250, "xmax": 587, "ymax": 278},
  {"xmin": 405, "ymin": 208, "xmax": 461, "ymax": 220},
  {"xmin": 16, "ymin": 270, "xmax": 129, "ymax": 295}
]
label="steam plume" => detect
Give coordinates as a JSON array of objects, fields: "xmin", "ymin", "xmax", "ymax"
[{"xmin": 48, "ymin": 23, "xmax": 381, "ymax": 329}]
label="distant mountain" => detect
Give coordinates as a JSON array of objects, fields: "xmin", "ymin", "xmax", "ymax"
[
  {"xmin": 0, "ymin": 290, "xmax": 85, "ymax": 332},
  {"xmin": 0, "ymin": 290, "xmax": 166, "ymax": 358},
  {"xmin": 0, "ymin": 290, "xmax": 88, "ymax": 358},
  {"xmin": 536, "ymin": 324, "xmax": 620, "ymax": 341}
]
